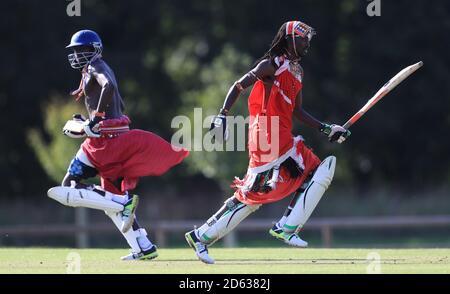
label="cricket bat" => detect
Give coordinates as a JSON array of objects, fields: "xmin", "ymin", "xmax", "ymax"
[{"xmin": 343, "ymin": 61, "xmax": 423, "ymax": 129}]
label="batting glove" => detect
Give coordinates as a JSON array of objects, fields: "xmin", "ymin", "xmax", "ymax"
[
  {"xmin": 320, "ymin": 123, "xmax": 351, "ymax": 144},
  {"xmin": 83, "ymin": 112, "xmax": 104, "ymax": 138},
  {"xmin": 210, "ymin": 113, "xmax": 229, "ymax": 143}
]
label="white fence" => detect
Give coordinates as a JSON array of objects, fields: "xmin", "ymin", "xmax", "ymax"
[{"xmin": 1, "ymin": 215, "xmax": 450, "ymax": 248}]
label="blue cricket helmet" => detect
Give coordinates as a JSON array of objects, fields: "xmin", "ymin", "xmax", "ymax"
[
  {"xmin": 66, "ymin": 30, "xmax": 103, "ymax": 49},
  {"xmin": 67, "ymin": 30, "xmax": 103, "ymax": 69}
]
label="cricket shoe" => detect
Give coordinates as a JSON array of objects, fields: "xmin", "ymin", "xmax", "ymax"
[
  {"xmin": 121, "ymin": 245, "xmax": 158, "ymax": 261},
  {"xmin": 121, "ymin": 194, "xmax": 139, "ymax": 233},
  {"xmin": 185, "ymin": 230, "xmax": 215, "ymax": 264},
  {"xmin": 269, "ymin": 223, "xmax": 308, "ymax": 248}
]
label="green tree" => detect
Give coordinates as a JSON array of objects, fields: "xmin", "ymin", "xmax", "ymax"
[
  {"xmin": 27, "ymin": 97, "xmax": 85, "ymax": 183},
  {"xmin": 167, "ymin": 44, "xmax": 253, "ymax": 192}
]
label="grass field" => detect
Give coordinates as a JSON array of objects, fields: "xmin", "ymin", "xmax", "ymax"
[{"xmin": 0, "ymin": 248, "xmax": 449, "ymax": 274}]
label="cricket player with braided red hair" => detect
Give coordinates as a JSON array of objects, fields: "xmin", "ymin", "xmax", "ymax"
[
  {"xmin": 47, "ymin": 30, "xmax": 189, "ymax": 260},
  {"xmin": 185, "ymin": 21, "xmax": 351, "ymax": 264}
]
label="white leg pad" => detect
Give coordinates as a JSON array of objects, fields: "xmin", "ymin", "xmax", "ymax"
[
  {"xmin": 48, "ymin": 186, "xmax": 124, "ymax": 213},
  {"xmin": 196, "ymin": 197, "xmax": 261, "ymax": 245},
  {"xmin": 105, "ymin": 211, "xmax": 146, "ymax": 253},
  {"xmin": 284, "ymin": 156, "xmax": 336, "ymax": 233}
]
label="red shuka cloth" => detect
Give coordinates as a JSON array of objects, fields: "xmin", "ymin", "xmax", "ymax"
[
  {"xmin": 81, "ymin": 117, "xmax": 189, "ymax": 194},
  {"xmin": 247, "ymin": 56, "xmax": 303, "ymax": 168},
  {"xmin": 233, "ymin": 56, "xmax": 321, "ymax": 205},
  {"xmin": 233, "ymin": 140, "xmax": 320, "ymax": 205}
]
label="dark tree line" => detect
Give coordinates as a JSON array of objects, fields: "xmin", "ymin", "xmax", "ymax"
[{"xmin": 1, "ymin": 0, "xmax": 449, "ymax": 197}]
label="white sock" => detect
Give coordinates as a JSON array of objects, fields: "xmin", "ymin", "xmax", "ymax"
[
  {"xmin": 277, "ymin": 215, "xmax": 288, "ymax": 228},
  {"xmin": 137, "ymin": 233, "xmax": 153, "ymax": 251},
  {"xmin": 105, "ymin": 211, "xmax": 141, "ymax": 253}
]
